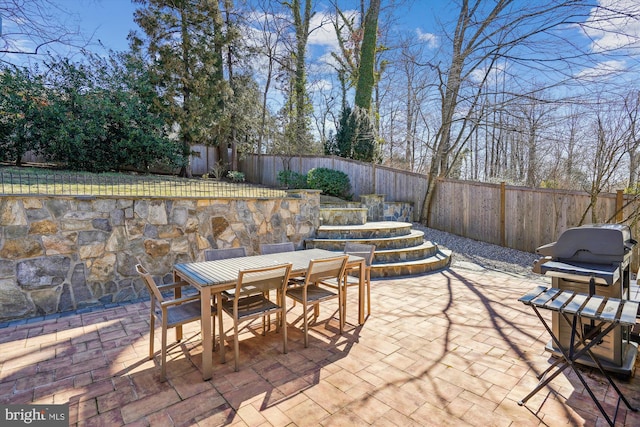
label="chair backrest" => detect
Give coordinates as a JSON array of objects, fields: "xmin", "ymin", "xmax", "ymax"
[
  {"xmin": 344, "ymin": 242, "xmax": 376, "ymax": 267},
  {"xmin": 259, "ymin": 242, "xmax": 295, "ymax": 255},
  {"xmin": 135, "ymin": 264, "xmax": 165, "ymax": 303},
  {"xmin": 205, "ymin": 247, "xmax": 247, "ymax": 261},
  {"xmin": 235, "ymin": 263, "xmax": 293, "ymax": 298},
  {"xmin": 305, "ymin": 255, "xmax": 349, "ymax": 285}
]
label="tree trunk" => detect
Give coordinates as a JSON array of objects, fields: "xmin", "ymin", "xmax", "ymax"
[
  {"xmin": 212, "ymin": 0, "xmax": 228, "ymax": 170},
  {"xmin": 354, "ymin": 0, "xmax": 380, "ymax": 111},
  {"xmin": 290, "ymin": 0, "xmax": 312, "ymax": 151},
  {"xmin": 224, "ymin": 1, "xmax": 238, "ymax": 171},
  {"xmin": 526, "ymin": 127, "xmax": 536, "ymax": 187},
  {"xmin": 180, "ymin": 3, "xmax": 193, "ymax": 178}
]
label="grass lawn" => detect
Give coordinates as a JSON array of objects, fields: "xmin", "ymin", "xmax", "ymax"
[{"xmin": 0, "ymin": 165, "xmax": 286, "ymax": 198}]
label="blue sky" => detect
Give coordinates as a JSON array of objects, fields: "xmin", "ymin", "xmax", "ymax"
[
  {"xmin": 1, "ymin": 0, "xmax": 441, "ymax": 63},
  {"xmin": 0, "ymin": 0, "xmax": 138, "ymax": 64},
  {"xmin": 2, "ymin": 1, "xmax": 638, "ymax": 60},
  {"xmin": 2, "ymin": 1, "xmax": 638, "ymax": 95},
  {"xmin": 69, "ymin": 0, "xmax": 139, "ymax": 53},
  {"xmin": 71, "ymin": 0, "xmax": 435, "ymax": 52}
]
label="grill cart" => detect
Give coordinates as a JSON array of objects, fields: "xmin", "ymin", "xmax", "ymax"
[{"xmin": 533, "ymin": 224, "xmax": 638, "ymax": 375}]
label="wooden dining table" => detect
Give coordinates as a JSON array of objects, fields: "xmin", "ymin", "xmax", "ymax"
[{"xmin": 173, "ymin": 248, "xmax": 366, "ymax": 380}]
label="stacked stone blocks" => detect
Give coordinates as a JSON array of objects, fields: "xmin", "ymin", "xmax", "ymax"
[{"xmin": 0, "ymin": 190, "xmax": 320, "ymax": 321}]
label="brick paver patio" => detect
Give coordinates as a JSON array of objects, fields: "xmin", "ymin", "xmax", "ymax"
[{"xmin": 1, "ymin": 264, "xmax": 639, "ymax": 426}]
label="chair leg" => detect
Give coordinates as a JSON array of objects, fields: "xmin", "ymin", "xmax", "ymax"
[
  {"xmin": 161, "ymin": 321, "xmax": 168, "ymax": 380},
  {"xmin": 149, "ymin": 311, "xmax": 155, "ymax": 360},
  {"xmin": 218, "ymin": 303, "xmax": 226, "ymax": 364},
  {"xmin": 263, "ymin": 290, "xmax": 271, "ymax": 331},
  {"xmin": 276, "ymin": 290, "xmax": 282, "ymax": 331},
  {"xmin": 342, "ymin": 285, "xmax": 348, "ymax": 320},
  {"xmin": 282, "ymin": 309, "xmax": 288, "ymax": 354},
  {"xmin": 209, "ymin": 294, "xmax": 216, "ymax": 352},
  {"xmin": 281, "ymin": 291, "xmax": 287, "ymax": 352},
  {"xmin": 338, "ymin": 288, "xmax": 343, "ymax": 334},
  {"xmin": 212, "ymin": 309, "xmax": 216, "ymax": 351},
  {"xmin": 303, "ymin": 303, "xmax": 309, "ymax": 348},
  {"xmin": 233, "ymin": 321, "xmax": 240, "ymax": 372},
  {"xmin": 366, "ymin": 278, "xmax": 371, "ymax": 316}
]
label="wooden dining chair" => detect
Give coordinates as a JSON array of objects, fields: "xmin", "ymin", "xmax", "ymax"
[
  {"xmin": 258, "ymin": 242, "xmax": 295, "ymax": 316},
  {"xmin": 136, "ymin": 264, "xmax": 215, "ymax": 380},
  {"xmin": 285, "ymin": 255, "xmax": 349, "ymax": 347},
  {"xmin": 324, "ymin": 242, "xmax": 376, "ymax": 319},
  {"xmin": 204, "ymin": 247, "xmax": 247, "ymax": 261},
  {"xmin": 259, "ymin": 242, "xmax": 295, "ymax": 254},
  {"xmin": 219, "ymin": 263, "xmax": 292, "ymax": 371}
]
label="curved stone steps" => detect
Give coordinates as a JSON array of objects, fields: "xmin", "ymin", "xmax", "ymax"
[{"xmin": 310, "ymin": 211, "xmax": 452, "ymax": 277}]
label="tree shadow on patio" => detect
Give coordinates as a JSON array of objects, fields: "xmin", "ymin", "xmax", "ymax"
[{"xmin": 0, "ymin": 297, "xmax": 364, "ymax": 425}]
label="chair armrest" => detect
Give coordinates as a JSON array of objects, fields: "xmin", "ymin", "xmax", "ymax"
[
  {"xmin": 288, "ymin": 277, "xmax": 306, "ymax": 287},
  {"xmin": 157, "ymin": 281, "xmax": 190, "ymax": 292},
  {"xmin": 160, "ymin": 295, "xmax": 201, "ymax": 308}
]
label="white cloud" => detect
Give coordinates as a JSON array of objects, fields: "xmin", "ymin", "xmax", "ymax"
[
  {"xmin": 582, "ymin": 0, "xmax": 640, "ymax": 53},
  {"xmin": 470, "ymin": 62, "xmax": 509, "ymax": 85},
  {"xmin": 315, "ymin": 51, "xmax": 341, "ymax": 71},
  {"xmin": 575, "ymin": 59, "xmax": 628, "ymax": 80},
  {"xmin": 416, "ymin": 29, "xmax": 439, "ymax": 49},
  {"xmin": 309, "ymin": 78, "xmax": 333, "ymax": 92},
  {"xmin": 308, "ymin": 11, "xmax": 341, "ymax": 49},
  {"xmin": 308, "ymin": 9, "xmax": 360, "ymax": 50}
]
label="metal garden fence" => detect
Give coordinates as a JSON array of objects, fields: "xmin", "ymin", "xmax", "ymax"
[{"xmin": 0, "ymin": 168, "xmax": 287, "ymax": 198}]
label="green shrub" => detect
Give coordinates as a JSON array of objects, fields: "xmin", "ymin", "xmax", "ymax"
[
  {"xmin": 277, "ymin": 170, "xmax": 308, "ymax": 189},
  {"xmin": 227, "ymin": 171, "xmax": 245, "ymax": 182},
  {"xmin": 306, "ymin": 167, "xmax": 351, "ymax": 199}
]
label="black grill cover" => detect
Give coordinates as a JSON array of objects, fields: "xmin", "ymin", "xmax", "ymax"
[{"xmin": 536, "ymin": 224, "xmax": 635, "ymax": 265}]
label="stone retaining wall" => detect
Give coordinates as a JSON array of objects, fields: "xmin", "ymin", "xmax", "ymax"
[
  {"xmin": 384, "ymin": 202, "xmax": 413, "ymax": 222},
  {"xmin": 0, "ymin": 190, "xmax": 320, "ymax": 322},
  {"xmin": 319, "ymin": 208, "xmax": 367, "ymax": 226},
  {"xmin": 360, "ymin": 194, "xmax": 413, "ymax": 222}
]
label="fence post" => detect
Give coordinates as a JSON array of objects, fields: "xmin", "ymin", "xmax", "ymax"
[
  {"xmin": 372, "ymin": 163, "xmax": 376, "ymax": 194},
  {"xmin": 616, "ymin": 189, "xmax": 624, "ymax": 223},
  {"xmin": 500, "ymin": 182, "xmax": 506, "ymax": 246}
]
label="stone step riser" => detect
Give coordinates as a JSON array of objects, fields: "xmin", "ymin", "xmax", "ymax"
[
  {"xmin": 309, "ymin": 239, "xmax": 439, "ymax": 262},
  {"xmin": 374, "ymin": 245, "xmax": 438, "ymax": 263},
  {"xmin": 320, "ymin": 208, "xmax": 368, "ymax": 226},
  {"xmin": 370, "ymin": 252, "xmax": 451, "ymax": 278},
  {"xmin": 308, "ymin": 233, "xmax": 426, "ymax": 251},
  {"xmin": 316, "ymin": 221, "xmax": 414, "ymax": 239},
  {"xmin": 316, "ymin": 227, "xmax": 412, "ymax": 239}
]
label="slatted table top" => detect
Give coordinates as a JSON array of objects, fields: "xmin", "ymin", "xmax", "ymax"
[{"xmin": 519, "ymin": 286, "xmax": 639, "ymax": 326}]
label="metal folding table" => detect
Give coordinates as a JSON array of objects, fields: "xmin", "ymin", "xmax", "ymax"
[{"xmin": 517, "ymin": 286, "xmax": 638, "ymax": 426}]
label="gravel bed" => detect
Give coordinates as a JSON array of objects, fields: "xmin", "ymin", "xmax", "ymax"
[{"xmin": 413, "ymin": 224, "xmax": 541, "ymax": 279}]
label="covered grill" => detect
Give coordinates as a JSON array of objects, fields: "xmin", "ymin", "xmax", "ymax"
[{"xmin": 532, "ymin": 223, "xmax": 638, "ymax": 374}]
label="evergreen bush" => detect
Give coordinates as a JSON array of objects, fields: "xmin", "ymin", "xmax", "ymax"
[
  {"xmin": 277, "ymin": 170, "xmax": 308, "ymax": 189},
  {"xmin": 306, "ymin": 167, "xmax": 351, "ymax": 199}
]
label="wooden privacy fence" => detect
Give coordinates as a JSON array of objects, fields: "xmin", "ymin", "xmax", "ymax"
[
  {"xmin": 239, "ymin": 155, "xmax": 640, "ymax": 255},
  {"xmin": 429, "ymin": 179, "xmax": 639, "ymax": 255},
  {"xmin": 239, "ymin": 154, "xmax": 428, "ymax": 211}
]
